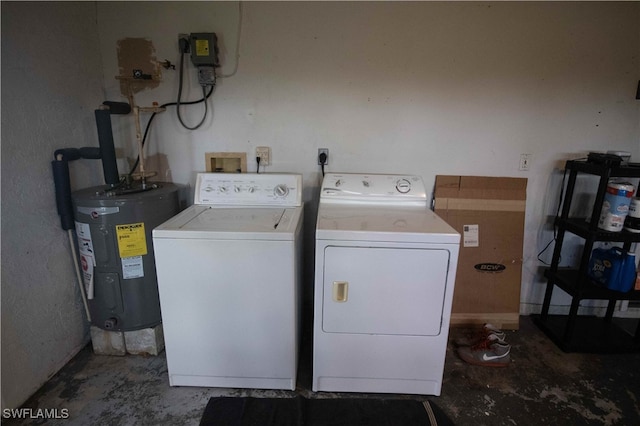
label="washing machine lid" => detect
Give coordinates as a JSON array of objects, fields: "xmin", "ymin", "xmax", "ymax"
[
  {"xmin": 316, "ymin": 204, "xmax": 459, "ymax": 244},
  {"xmin": 153, "ymin": 205, "xmax": 302, "ymax": 240}
]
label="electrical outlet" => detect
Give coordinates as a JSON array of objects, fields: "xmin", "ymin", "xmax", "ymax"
[
  {"xmin": 519, "ymin": 154, "xmax": 531, "ymax": 171},
  {"xmin": 256, "ymin": 146, "xmax": 271, "ymax": 166},
  {"xmin": 318, "ymin": 148, "xmax": 329, "ymax": 165},
  {"xmin": 178, "ymin": 33, "xmax": 190, "ymax": 53}
]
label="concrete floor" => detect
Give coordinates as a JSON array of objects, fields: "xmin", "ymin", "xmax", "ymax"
[{"xmin": 6, "ymin": 316, "xmax": 640, "ymax": 426}]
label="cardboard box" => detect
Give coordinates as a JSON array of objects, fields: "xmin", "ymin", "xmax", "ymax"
[{"xmin": 434, "ymin": 176, "xmax": 527, "ymax": 330}]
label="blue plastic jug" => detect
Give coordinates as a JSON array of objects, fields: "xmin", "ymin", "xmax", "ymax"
[
  {"xmin": 588, "ymin": 248, "xmax": 636, "ymax": 292},
  {"xmin": 616, "ymin": 252, "xmax": 636, "ymax": 292}
]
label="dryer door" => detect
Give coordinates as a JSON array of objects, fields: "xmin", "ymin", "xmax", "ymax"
[{"xmin": 322, "ymin": 245, "xmax": 450, "ymax": 336}]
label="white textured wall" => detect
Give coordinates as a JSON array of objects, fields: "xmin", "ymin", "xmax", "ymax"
[
  {"xmin": 97, "ymin": 1, "xmax": 640, "ymax": 313},
  {"xmin": 1, "ymin": 2, "xmax": 105, "ymax": 409}
]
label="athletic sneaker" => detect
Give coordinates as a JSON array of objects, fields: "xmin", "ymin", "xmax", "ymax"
[
  {"xmin": 453, "ymin": 323, "xmax": 507, "ymax": 347},
  {"xmin": 457, "ymin": 334, "xmax": 511, "ymax": 367}
]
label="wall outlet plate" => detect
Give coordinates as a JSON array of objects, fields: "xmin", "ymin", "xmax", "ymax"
[
  {"xmin": 256, "ymin": 146, "xmax": 271, "ymax": 166},
  {"xmin": 318, "ymin": 148, "xmax": 329, "ymax": 165},
  {"xmin": 519, "ymin": 153, "xmax": 531, "ymax": 171}
]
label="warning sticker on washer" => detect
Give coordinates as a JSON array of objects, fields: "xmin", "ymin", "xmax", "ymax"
[
  {"xmin": 463, "ymin": 224, "xmax": 479, "ymax": 247},
  {"xmin": 122, "ymin": 256, "xmax": 144, "ymax": 279},
  {"xmin": 115, "ymin": 222, "xmax": 147, "ymax": 258}
]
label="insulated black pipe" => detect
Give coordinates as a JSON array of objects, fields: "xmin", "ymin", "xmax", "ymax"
[
  {"xmin": 54, "ymin": 148, "xmax": 81, "ymax": 161},
  {"xmin": 52, "ymin": 160, "xmax": 75, "ymax": 230},
  {"xmin": 53, "ymin": 101, "xmax": 130, "ymax": 229},
  {"xmin": 79, "ymin": 147, "xmax": 102, "ymax": 159},
  {"xmin": 102, "ymin": 101, "xmax": 131, "ymax": 115},
  {"xmin": 95, "ymin": 109, "xmax": 120, "ymax": 186}
]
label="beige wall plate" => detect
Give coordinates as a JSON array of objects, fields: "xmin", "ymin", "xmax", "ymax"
[{"xmin": 205, "ymin": 152, "xmax": 247, "ymax": 173}]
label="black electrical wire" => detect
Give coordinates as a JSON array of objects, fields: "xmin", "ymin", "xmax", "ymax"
[
  {"xmin": 319, "ymin": 152, "xmax": 327, "ymax": 177},
  {"xmin": 256, "ymin": 156, "xmax": 261, "ymax": 174},
  {"xmin": 176, "ymin": 47, "xmax": 212, "ymax": 130},
  {"xmin": 128, "ymin": 84, "xmax": 215, "ymax": 177},
  {"xmin": 177, "ymin": 84, "xmax": 208, "ymax": 130}
]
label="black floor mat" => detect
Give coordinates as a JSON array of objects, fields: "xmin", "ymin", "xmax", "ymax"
[{"xmin": 200, "ymin": 396, "xmax": 453, "ymax": 426}]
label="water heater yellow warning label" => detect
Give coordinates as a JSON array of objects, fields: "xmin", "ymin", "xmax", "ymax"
[{"xmin": 116, "ymin": 222, "xmax": 147, "ymax": 258}]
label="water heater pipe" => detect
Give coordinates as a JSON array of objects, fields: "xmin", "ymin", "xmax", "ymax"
[
  {"xmin": 68, "ymin": 229, "xmax": 92, "ymax": 322},
  {"xmin": 52, "ymin": 156, "xmax": 76, "ymax": 231},
  {"xmin": 95, "ymin": 101, "xmax": 131, "ymax": 186},
  {"xmin": 51, "ymin": 100, "xmax": 131, "ymax": 324},
  {"xmin": 133, "ymin": 106, "xmax": 147, "ymax": 189},
  {"xmin": 50, "ymin": 153, "xmax": 92, "ymax": 321}
]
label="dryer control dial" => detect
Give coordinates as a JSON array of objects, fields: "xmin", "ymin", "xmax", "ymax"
[
  {"xmin": 274, "ymin": 184, "xmax": 290, "ymax": 197},
  {"xmin": 395, "ymin": 179, "xmax": 411, "ymax": 193}
]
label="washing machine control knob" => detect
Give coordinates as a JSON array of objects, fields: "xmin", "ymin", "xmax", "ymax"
[
  {"xmin": 219, "ymin": 186, "xmax": 228, "ymax": 193},
  {"xmin": 274, "ymin": 184, "xmax": 289, "ymax": 197},
  {"xmin": 248, "ymin": 186, "xmax": 255, "ymax": 193},
  {"xmin": 395, "ymin": 179, "xmax": 411, "ymax": 193},
  {"xmin": 234, "ymin": 186, "xmax": 241, "ymax": 193}
]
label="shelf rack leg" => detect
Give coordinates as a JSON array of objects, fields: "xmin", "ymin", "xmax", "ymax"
[
  {"xmin": 541, "ymin": 169, "xmax": 577, "ymax": 322},
  {"xmin": 563, "ymin": 297, "xmax": 581, "ymax": 344},
  {"xmin": 604, "ymin": 300, "xmax": 616, "ymax": 324},
  {"xmin": 540, "ymin": 281, "xmax": 554, "ymax": 321}
]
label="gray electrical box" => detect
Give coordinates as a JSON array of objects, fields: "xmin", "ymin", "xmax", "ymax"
[{"xmin": 189, "ymin": 33, "xmax": 220, "ymax": 67}]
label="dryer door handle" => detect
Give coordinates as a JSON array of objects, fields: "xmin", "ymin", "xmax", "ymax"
[{"xmin": 332, "ymin": 281, "xmax": 349, "ymax": 303}]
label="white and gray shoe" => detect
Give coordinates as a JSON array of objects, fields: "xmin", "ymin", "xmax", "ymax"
[
  {"xmin": 457, "ymin": 333, "xmax": 511, "ymax": 367},
  {"xmin": 454, "ymin": 323, "xmax": 507, "ymax": 347}
]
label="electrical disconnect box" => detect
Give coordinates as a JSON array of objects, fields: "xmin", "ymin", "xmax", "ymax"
[
  {"xmin": 189, "ymin": 33, "xmax": 220, "ymax": 86},
  {"xmin": 189, "ymin": 33, "xmax": 220, "ymax": 67}
]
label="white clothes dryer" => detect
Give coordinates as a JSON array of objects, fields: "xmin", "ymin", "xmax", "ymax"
[
  {"xmin": 313, "ymin": 173, "xmax": 460, "ymax": 395},
  {"xmin": 153, "ymin": 173, "xmax": 303, "ymax": 390}
]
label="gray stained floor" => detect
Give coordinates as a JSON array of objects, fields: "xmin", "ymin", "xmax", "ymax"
[{"xmin": 6, "ymin": 316, "xmax": 640, "ymax": 426}]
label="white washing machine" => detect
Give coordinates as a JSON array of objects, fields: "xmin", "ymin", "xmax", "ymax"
[
  {"xmin": 313, "ymin": 173, "xmax": 460, "ymax": 396},
  {"xmin": 153, "ymin": 173, "xmax": 303, "ymax": 390}
]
